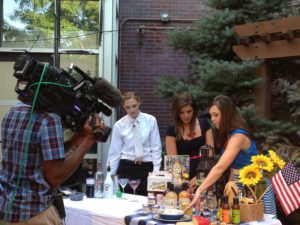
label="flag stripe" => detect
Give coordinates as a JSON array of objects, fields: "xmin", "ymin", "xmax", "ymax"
[
  {"xmin": 272, "ymin": 172, "xmax": 292, "ymax": 215},
  {"xmin": 290, "ymin": 183, "xmax": 300, "ymax": 206},
  {"xmin": 278, "ymin": 171, "xmax": 295, "ymax": 212},
  {"xmin": 272, "ymin": 162, "xmax": 300, "ymax": 216}
]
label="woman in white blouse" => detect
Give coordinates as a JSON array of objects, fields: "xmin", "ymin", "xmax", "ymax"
[{"xmin": 107, "ymin": 91, "xmax": 162, "ymax": 196}]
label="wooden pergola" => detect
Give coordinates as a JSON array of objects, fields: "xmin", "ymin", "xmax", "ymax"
[{"xmin": 233, "ymin": 16, "xmax": 300, "ymax": 118}]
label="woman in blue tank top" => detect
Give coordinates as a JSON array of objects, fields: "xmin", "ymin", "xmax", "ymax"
[{"xmin": 187, "ymin": 95, "xmax": 277, "ymax": 217}]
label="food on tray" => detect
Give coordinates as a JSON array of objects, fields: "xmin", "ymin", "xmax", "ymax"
[{"xmin": 160, "ymin": 209, "xmax": 183, "ymax": 215}]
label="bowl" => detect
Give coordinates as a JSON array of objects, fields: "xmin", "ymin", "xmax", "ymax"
[
  {"xmin": 69, "ymin": 192, "xmax": 84, "ymax": 201},
  {"xmin": 159, "ymin": 209, "xmax": 184, "ymax": 220}
]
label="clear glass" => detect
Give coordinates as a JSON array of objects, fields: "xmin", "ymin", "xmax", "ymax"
[
  {"xmin": 206, "ymin": 194, "xmax": 218, "ymax": 222},
  {"xmin": 128, "ymin": 179, "xmax": 141, "ymax": 202},
  {"xmin": 196, "ymin": 172, "xmax": 205, "ymax": 186},
  {"xmin": 118, "ymin": 178, "xmax": 129, "ymax": 200}
]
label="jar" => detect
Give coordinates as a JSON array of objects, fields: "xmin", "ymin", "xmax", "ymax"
[
  {"xmin": 151, "ymin": 204, "xmax": 160, "ymax": 216},
  {"xmin": 148, "ymin": 195, "xmax": 156, "ymax": 207},
  {"xmin": 156, "ymin": 193, "xmax": 163, "ymax": 206},
  {"xmin": 142, "ymin": 204, "xmax": 150, "ymax": 214}
]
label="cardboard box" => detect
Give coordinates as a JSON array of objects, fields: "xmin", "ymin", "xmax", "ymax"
[{"xmin": 147, "ymin": 171, "xmax": 172, "ymax": 192}]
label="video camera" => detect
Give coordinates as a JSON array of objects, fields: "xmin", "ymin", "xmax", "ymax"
[{"xmin": 13, "ymin": 54, "xmax": 122, "ymax": 142}]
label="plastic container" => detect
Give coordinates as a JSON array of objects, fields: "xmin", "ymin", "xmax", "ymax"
[{"xmin": 70, "ymin": 192, "xmax": 84, "ymax": 201}]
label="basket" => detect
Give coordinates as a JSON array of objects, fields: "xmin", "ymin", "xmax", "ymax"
[{"xmin": 240, "ymin": 201, "xmax": 264, "ymax": 222}]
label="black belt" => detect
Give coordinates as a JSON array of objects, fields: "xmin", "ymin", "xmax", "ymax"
[{"xmin": 120, "ymin": 159, "xmax": 153, "ymax": 166}]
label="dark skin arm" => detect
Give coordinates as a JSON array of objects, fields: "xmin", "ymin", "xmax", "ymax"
[{"xmin": 42, "ymin": 115, "xmax": 104, "ymax": 188}]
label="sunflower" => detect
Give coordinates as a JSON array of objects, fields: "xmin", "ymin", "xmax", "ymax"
[
  {"xmin": 268, "ymin": 150, "xmax": 286, "ymax": 169},
  {"xmin": 251, "ymin": 154, "xmax": 274, "ymax": 172},
  {"xmin": 239, "ymin": 164, "xmax": 262, "ymax": 186}
]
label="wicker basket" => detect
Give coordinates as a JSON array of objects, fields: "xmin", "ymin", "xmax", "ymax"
[{"xmin": 240, "ymin": 201, "xmax": 264, "ymax": 222}]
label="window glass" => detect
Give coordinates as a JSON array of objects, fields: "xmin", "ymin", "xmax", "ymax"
[
  {"xmin": 60, "ymin": 0, "xmax": 100, "ymax": 50},
  {"xmin": 3, "ymin": 0, "xmax": 54, "ymax": 48},
  {"xmin": 2, "ymin": 0, "xmax": 100, "ymax": 50},
  {"xmin": 60, "ymin": 54, "xmax": 99, "ymax": 77}
]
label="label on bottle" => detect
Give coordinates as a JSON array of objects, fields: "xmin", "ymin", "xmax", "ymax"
[
  {"xmin": 86, "ymin": 178, "xmax": 95, "ymax": 185},
  {"xmin": 86, "ymin": 178, "xmax": 95, "ymax": 198},
  {"xmin": 148, "ymin": 196, "xmax": 156, "ymax": 206},
  {"xmin": 179, "ymin": 197, "xmax": 190, "ymax": 205},
  {"xmin": 103, "ymin": 183, "xmax": 112, "ymax": 192},
  {"xmin": 222, "ymin": 209, "xmax": 230, "ymax": 223},
  {"xmin": 163, "ymin": 198, "xmax": 177, "ymax": 209},
  {"xmin": 218, "ymin": 207, "xmax": 222, "ymax": 221},
  {"xmin": 232, "ymin": 209, "xmax": 240, "ymax": 224}
]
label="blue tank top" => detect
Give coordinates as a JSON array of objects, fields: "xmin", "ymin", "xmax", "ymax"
[{"xmin": 222, "ymin": 128, "xmax": 258, "ymax": 169}]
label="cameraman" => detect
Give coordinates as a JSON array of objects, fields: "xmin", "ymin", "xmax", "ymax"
[{"xmin": 0, "ymin": 102, "xmax": 104, "ymax": 225}]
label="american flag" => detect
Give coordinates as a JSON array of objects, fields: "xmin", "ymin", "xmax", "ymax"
[{"xmin": 271, "ymin": 161, "xmax": 300, "ymax": 215}]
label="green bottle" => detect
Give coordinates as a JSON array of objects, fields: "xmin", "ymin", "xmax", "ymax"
[{"xmin": 231, "ymin": 197, "xmax": 240, "ymax": 224}]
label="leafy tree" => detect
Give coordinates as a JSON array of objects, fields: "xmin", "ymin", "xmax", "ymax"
[
  {"xmin": 155, "ymin": 0, "xmax": 300, "ymax": 150},
  {"xmin": 3, "ymin": 0, "xmax": 99, "ymax": 48}
]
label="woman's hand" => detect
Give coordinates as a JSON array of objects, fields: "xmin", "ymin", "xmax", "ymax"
[
  {"xmin": 188, "ymin": 176, "xmax": 197, "ymax": 193},
  {"xmin": 184, "ymin": 185, "xmax": 203, "ymax": 213}
]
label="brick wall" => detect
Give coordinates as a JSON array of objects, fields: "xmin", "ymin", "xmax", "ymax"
[{"xmin": 119, "ymin": 0, "xmax": 208, "ymax": 139}]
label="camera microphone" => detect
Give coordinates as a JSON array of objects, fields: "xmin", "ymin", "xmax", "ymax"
[{"xmin": 89, "ymin": 78, "xmax": 122, "ymax": 108}]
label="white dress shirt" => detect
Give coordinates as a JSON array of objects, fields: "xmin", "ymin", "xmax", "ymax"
[{"xmin": 107, "ymin": 112, "xmax": 162, "ymax": 175}]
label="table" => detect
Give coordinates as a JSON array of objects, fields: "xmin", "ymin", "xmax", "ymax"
[
  {"xmin": 64, "ymin": 194, "xmax": 282, "ymax": 225},
  {"xmin": 64, "ymin": 193, "xmax": 147, "ymax": 225},
  {"xmin": 124, "ymin": 213, "xmax": 283, "ymax": 225}
]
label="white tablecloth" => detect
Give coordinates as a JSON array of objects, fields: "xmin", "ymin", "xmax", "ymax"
[
  {"xmin": 64, "ymin": 194, "xmax": 282, "ymax": 225},
  {"xmin": 64, "ymin": 193, "xmax": 147, "ymax": 225}
]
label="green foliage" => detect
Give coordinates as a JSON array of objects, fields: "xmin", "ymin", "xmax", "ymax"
[
  {"xmin": 4, "ymin": 0, "xmax": 99, "ymax": 48},
  {"xmin": 156, "ymin": 0, "xmax": 300, "ymax": 150},
  {"xmin": 167, "ymin": 8, "xmax": 239, "ymax": 60},
  {"xmin": 11, "ymin": 0, "xmax": 99, "ymax": 31}
]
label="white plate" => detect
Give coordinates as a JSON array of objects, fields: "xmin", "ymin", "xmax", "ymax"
[
  {"xmin": 264, "ymin": 214, "xmax": 275, "ymax": 220},
  {"xmin": 135, "ymin": 209, "xmax": 149, "ymax": 215},
  {"xmin": 153, "ymin": 214, "xmax": 191, "ymax": 222}
]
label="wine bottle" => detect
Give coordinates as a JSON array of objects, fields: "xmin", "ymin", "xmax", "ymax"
[
  {"xmin": 103, "ymin": 163, "xmax": 113, "ymax": 199},
  {"xmin": 86, "ymin": 163, "xmax": 95, "ymax": 198},
  {"xmin": 94, "ymin": 161, "xmax": 104, "ymax": 198}
]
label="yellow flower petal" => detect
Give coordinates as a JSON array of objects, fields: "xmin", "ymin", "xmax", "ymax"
[
  {"xmin": 268, "ymin": 150, "xmax": 286, "ymax": 169},
  {"xmin": 239, "ymin": 165, "xmax": 262, "ymax": 186},
  {"xmin": 251, "ymin": 155, "xmax": 274, "ymax": 172}
]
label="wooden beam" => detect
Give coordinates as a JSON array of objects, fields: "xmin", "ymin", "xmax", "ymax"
[
  {"xmin": 233, "ymin": 38, "xmax": 300, "ymax": 60},
  {"xmin": 255, "ymin": 63, "xmax": 271, "ymax": 119},
  {"xmin": 234, "ymin": 16, "xmax": 300, "ymax": 37}
]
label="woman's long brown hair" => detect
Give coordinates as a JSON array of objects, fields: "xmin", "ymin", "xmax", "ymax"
[
  {"xmin": 210, "ymin": 95, "xmax": 252, "ymax": 147},
  {"xmin": 171, "ymin": 92, "xmax": 198, "ymax": 140}
]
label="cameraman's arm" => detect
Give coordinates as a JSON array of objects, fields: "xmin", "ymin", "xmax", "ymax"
[{"xmin": 42, "ymin": 115, "xmax": 103, "ymax": 188}]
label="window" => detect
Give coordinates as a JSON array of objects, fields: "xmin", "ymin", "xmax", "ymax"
[{"xmin": 2, "ymin": 0, "xmax": 101, "ymax": 51}]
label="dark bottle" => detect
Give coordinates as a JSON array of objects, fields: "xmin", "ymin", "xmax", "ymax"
[
  {"xmin": 231, "ymin": 197, "xmax": 240, "ymax": 224},
  {"xmin": 86, "ymin": 161, "xmax": 95, "ymax": 198}
]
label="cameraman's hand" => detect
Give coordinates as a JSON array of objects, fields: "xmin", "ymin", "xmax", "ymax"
[{"xmin": 83, "ymin": 114, "xmax": 105, "ymax": 138}]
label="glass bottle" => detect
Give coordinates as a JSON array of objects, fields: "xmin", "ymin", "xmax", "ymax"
[
  {"xmin": 103, "ymin": 164, "xmax": 113, "ymax": 199},
  {"xmin": 86, "ymin": 162, "xmax": 95, "ymax": 198},
  {"xmin": 163, "ymin": 182, "xmax": 178, "ymax": 209},
  {"xmin": 231, "ymin": 197, "xmax": 240, "ymax": 224},
  {"xmin": 179, "ymin": 182, "xmax": 192, "ymax": 216},
  {"xmin": 217, "ymin": 196, "xmax": 224, "ymax": 222},
  {"xmin": 222, "ymin": 196, "xmax": 231, "ymax": 223},
  {"xmin": 94, "ymin": 161, "xmax": 104, "ymax": 198}
]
